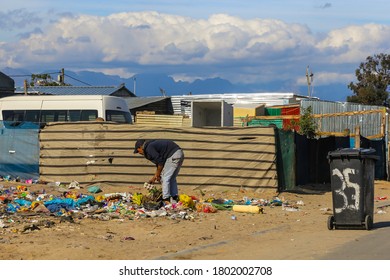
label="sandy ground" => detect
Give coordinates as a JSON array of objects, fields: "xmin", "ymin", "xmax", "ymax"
[{"xmin": 1, "ymin": 180, "xmax": 390, "ymax": 260}]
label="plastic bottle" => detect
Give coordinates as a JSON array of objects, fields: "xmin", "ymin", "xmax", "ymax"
[{"xmin": 232, "ymin": 205, "xmax": 261, "ymax": 214}]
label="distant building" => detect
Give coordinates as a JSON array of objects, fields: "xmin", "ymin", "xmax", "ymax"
[
  {"xmin": 123, "ymin": 96, "xmax": 174, "ymax": 116},
  {"xmin": 0, "ymin": 71, "xmax": 15, "ymax": 97},
  {"xmin": 14, "ymin": 83, "xmax": 136, "ymax": 97},
  {"xmin": 170, "ymin": 92, "xmax": 309, "ymax": 116}
]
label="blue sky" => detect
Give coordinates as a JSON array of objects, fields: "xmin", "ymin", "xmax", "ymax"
[{"xmin": 1, "ymin": 0, "xmax": 390, "ymax": 98}]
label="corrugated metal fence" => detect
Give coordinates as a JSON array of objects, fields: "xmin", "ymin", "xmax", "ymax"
[
  {"xmin": 301, "ymin": 100, "xmax": 385, "ymax": 138},
  {"xmin": 39, "ymin": 122, "xmax": 277, "ymax": 190},
  {"xmin": 0, "ymin": 121, "xmax": 40, "ymax": 180}
]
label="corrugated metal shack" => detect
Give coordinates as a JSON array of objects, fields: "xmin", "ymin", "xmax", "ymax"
[
  {"xmin": 301, "ymin": 99, "xmax": 386, "ymax": 139},
  {"xmin": 248, "ymin": 99, "xmax": 386, "ymax": 139},
  {"xmin": 124, "ymin": 97, "xmax": 173, "ymax": 116},
  {"xmin": 0, "ymin": 71, "xmax": 15, "ymax": 97},
  {"xmin": 170, "ymin": 92, "xmax": 307, "ymax": 116}
]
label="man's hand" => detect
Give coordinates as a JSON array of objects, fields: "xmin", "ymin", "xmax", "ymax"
[
  {"xmin": 149, "ymin": 174, "xmax": 161, "ymax": 184},
  {"xmin": 149, "ymin": 164, "xmax": 163, "ymax": 183}
]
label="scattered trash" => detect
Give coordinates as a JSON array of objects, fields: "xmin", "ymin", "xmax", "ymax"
[
  {"xmin": 88, "ymin": 186, "xmax": 102, "ymax": 193},
  {"xmin": 143, "ymin": 201, "xmax": 161, "ymax": 211},
  {"xmin": 179, "ymin": 194, "xmax": 195, "ymax": 209},
  {"xmin": 270, "ymin": 197, "xmax": 283, "ymax": 207},
  {"xmin": 146, "ymin": 209, "xmax": 167, "ymax": 218},
  {"xmin": 22, "ymin": 224, "xmax": 40, "ymax": 233},
  {"xmin": 199, "ymin": 235, "xmax": 213, "ymax": 240},
  {"xmin": 123, "ymin": 236, "xmax": 135, "ymax": 241},
  {"xmin": 196, "ymin": 203, "xmax": 217, "ymax": 213},
  {"xmin": 47, "ymin": 182, "xmax": 61, "ymax": 187},
  {"xmin": 60, "ymin": 216, "xmax": 75, "ymax": 223},
  {"xmin": 0, "ymin": 181, "xmax": 313, "ymax": 235},
  {"xmin": 282, "ymin": 206, "xmax": 300, "ymax": 212},
  {"xmin": 232, "ymin": 205, "xmax": 262, "ymax": 214},
  {"xmin": 143, "ymin": 182, "xmax": 156, "ymax": 191},
  {"xmin": 132, "ymin": 193, "xmax": 143, "ymax": 206},
  {"xmin": 243, "ymin": 197, "xmax": 251, "ymax": 205},
  {"xmin": 69, "ymin": 181, "xmax": 80, "ymax": 189},
  {"xmin": 0, "ymin": 219, "xmax": 6, "ymax": 228}
]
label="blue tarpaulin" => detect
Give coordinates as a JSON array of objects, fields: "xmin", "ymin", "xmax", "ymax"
[{"xmin": 0, "ymin": 121, "xmax": 40, "ymax": 180}]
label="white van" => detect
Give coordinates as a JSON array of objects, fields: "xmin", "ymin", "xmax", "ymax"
[{"xmin": 0, "ymin": 95, "xmax": 133, "ymax": 126}]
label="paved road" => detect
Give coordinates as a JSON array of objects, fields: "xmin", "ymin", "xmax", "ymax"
[{"xmin": 320, "ymin": 221, "xmax": 390, "ymax": 259}]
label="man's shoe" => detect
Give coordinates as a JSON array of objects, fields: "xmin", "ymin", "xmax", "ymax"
[{"xmin": 162, "ymin": 198, "xmax": 171, "ymax": 206}]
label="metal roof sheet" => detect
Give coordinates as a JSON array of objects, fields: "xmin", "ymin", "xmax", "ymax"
[
  {"xmin": 14, "ymin": 84, "xmax": 135, "ymax": 96},
  {"xmin": 27, "ymin": 86, "xmax": 120, "ymax": 95},
  {"xmin": 123, "ymin": 96, "xmax": 169, "ymax": 109}
]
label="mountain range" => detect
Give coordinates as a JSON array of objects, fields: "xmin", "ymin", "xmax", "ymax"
[{"xmin": 1, "ymin": 67, "xmax": 352, "ymax": 102}]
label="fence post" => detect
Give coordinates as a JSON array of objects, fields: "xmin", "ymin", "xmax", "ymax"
[{"xmin": 355, "ymin": 125, "xmax": 360, "ymax": 148}]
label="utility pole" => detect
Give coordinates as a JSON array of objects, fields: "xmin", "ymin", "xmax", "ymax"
[
  {"xmin": 306, "ymin": 65, "xmax": 314, "ymax": 97},
  {"xmin": 23, "ymin": 79, "xmax": 28, "ymax": 95},
  {"xmin": 58, "ymin": 68, "xmax": 65, "ymax": 85},
  {"xmin": 159, "ymin": 87, "xmax": 166, "ymax": 97},
  {"xmin": 133, "ymin": 77, "xmax": 136, "ymax": 95}
]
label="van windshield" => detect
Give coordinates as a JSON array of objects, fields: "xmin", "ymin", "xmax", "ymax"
[
  {"xmin": 105, "ymin": 110, "xmax": 132, "ymax": 123},
  {"xmin": 2, "ymin": 109, "xmax": 133, "ymax": 126}
]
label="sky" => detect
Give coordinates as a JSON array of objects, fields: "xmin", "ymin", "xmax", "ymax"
[{"xmin": 1, "ymin": 0, "xmax": 390, "ymax": 97}]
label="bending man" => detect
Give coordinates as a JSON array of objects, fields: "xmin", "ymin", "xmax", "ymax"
[{"xmin": 134, "ymin": 139, "xmax": 184, "ymax": 204}]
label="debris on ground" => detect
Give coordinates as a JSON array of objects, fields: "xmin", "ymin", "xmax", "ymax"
[{"xmin": 0, "ymin": 179, "xmax": 315, "ymax": 233}]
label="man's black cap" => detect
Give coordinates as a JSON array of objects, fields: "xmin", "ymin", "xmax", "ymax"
[{"xmin": 134, "ymin": 139, "xmax": 145, "ymax": 153}]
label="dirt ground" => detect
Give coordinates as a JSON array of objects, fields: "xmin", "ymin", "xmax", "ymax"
[{"xmin": 1, "ymin": 180, "xmax": 390, "ymax": 260}]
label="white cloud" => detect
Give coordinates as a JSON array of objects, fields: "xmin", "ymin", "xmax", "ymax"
[
  {"xmin": 5, "ymin": 12, "xmax": 316, "ymax": 65},
  {"xmin": 83, "ymin": 67, "xmax": 136, "ymax": 79},
  {"xmin": 1, "ymin": 11, "xmax": 389, "ymax": 87},
  {"xmin": 296, "ymin": 71, "xmax": 355, "ymax": 86},
  {"xmin": 316, "ymin": 24, "xmax": 390, "ymax": 63}
]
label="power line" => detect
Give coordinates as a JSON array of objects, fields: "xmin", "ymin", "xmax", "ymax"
[
  {"xmin": 64, "ymin": 73, "xmax": 92, "ymax": 86},
  {"xmin": 43, "ymin": 71, "xmax": 61, "ymax": 76},
  {"xmin": 8, "ymin": 71, "xmax": 61, "ymax": 78},
  {"xmin": 7, "ymin": 74, "xmax": 31, "ymax": 77}
]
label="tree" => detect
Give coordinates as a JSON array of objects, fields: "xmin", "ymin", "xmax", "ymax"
[
  {"xmin": 30, "ymin": 74, "xmax": 58, "ymax": 86},
  {"xmin": 298, "ymin": 106, "xmax": 317, "ymax": 139},
  {"xmin": 347, "ymin": 53, "xmax": 390, "ymax": 105},
  {"xmin": 30, "ymin": 69, "xmax": 71, "ymax": 86}
]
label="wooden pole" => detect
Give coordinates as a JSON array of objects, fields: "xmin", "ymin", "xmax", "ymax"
[
  {"xmin": 23, "ymin": 80, "xmax": 28, "ymax": 95},
  {"xmin": 355, "ymin": 125, "xmax": 360, "ymax": 148}
]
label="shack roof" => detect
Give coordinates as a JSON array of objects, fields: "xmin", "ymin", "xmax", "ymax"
[{"xmin": 15, "ymin": 84, "xmax": 135, "ymax": 97}]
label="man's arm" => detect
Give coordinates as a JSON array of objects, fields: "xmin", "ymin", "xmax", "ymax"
[{"xmin": 149, "ymin": 164, "xmax": 163, "ymax": 183}]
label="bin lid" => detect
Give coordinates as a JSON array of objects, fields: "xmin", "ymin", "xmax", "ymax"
[{"xmin": 327, "ymin": 148, "xmax": 379, "ymax": 160}]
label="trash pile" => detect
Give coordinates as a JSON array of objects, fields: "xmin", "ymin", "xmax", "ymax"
[{"xmin": 0, "ymin": 181, "xmax": 305, "ymax": 232}]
